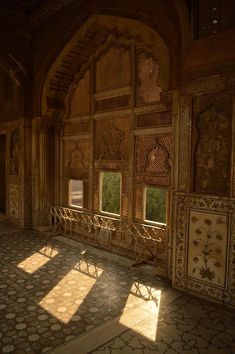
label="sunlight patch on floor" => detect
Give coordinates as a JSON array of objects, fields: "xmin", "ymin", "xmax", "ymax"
[
  {"xmin": 17, "ymin": 246, "xmax": 59, "ymax": 274},
  {"xmin": 39, "ymin": 263, "xmax": 103, "ymax": 323},
  {"xmin": 119, "ymin": 284, "xmax": 161, "ymax": 341}
]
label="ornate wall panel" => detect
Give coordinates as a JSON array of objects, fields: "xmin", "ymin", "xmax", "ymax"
[
  {"xmin": 95, "ymin": 94, "xmax": 131, "ymax": 112},
  {"xmin": 63, "ymin": 139, "xmax": 89, "ymax": 177},
  {"xmin": 135, "ymin": 175, "xmax": 169, "ymax": 187},
  {"xmin": 95, "ymin": 46, "xmax": 131, "ymax": 92},
  {"xmin": 136, "ymin": 50, "xmax": 162, "ymax": 105},
  {"xmin": 178, "ymin": 95, "xmax": 192, "ymax": 192},
  {"xmin": 136, "ymin": 135, "xmax": 172, "ymax": 176},
  {"xmin": 192, "ymin": 93, "xmax": 232, "ymax": 196},
  {"xmin": 64, "ymin": 121, "xmax": 89, "ymax": 136},
  {"xmin": 188, "ymin": 210, "xmax": 228, "ymax": 287},
  {"xmin": 174, "ymin": 193, "xmax": 235, "ymax": 307},
  {"xmin": 24, "ymin": 176, "xmax": 33, "ymax": 228},
  {"xmin": 134, "ymin": 186, "xmax": 144, "ymax": 221},
  {"xmin": 9, "ymin": 183, "xmax": 19, "ymax": 218},
  {"xmin": 94, "ymin": 118, "xmax": 130, "ymax": 163},
  {"xmin": 69, "ymin": 70, "xmax": 90, "ymax": 118},
  {"xmin": 136, "ymin": 111, "xmax": 171, "ymax": 128},
  {"xmin": 9, "ymin": 128, "xmax": 20, "ymax": 175},
  {"xmin": 46, "ymin": 129, "xmax": 55, "ymax": 205},
  {"xmin": 180, "ymin": 73, "xmax": 235, "ymax": 96}
]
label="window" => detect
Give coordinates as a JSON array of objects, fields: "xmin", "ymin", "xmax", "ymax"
[
  {"xmin": 69, "ymin": 180, "xmax": 83, "ymax": 208},
  {"xmin": 100, "ymin": 172, "xmax": 121, "ymax": 215},
  {"xmin": 144, "ymin": 187, "xmax": 167, "ymax": 224}
]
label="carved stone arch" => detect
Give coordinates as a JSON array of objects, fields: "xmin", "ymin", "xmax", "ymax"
[{"xmin": 42, "ymin": 15, "xmax": 170, "ymax": 118}]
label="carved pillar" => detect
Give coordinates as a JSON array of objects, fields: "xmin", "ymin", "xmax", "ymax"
[
  {"xmin": 178, "ymin": 94, "xmax": 192, "ymax": 193},
  {"xmin": 22, "ymin": 122, "xmax": 33, "ymax": 228},
  {"xmin": 32, "ymin": 117, "xmax": 62, "ymax": 230}
]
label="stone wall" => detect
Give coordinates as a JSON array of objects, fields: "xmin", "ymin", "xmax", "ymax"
[{"xmin": 174, "ymin": 73, "xmax": 235, "ymax": 308}]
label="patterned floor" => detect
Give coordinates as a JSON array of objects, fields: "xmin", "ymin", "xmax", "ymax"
[
  {"xmin": 91, "ymin": 295, "xmax": 235, "ymax": 354},
  {"xmin": 0, "ymin": 223, "xmax": 234, "ymax": 354}
]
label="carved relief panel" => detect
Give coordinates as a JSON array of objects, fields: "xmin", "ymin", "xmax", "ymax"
[
  {"xmin": 64, "ymin": 139, "xmax": 90, "ymax": 177},
  {"xmin": 94, "ymin": 118, "xmax": 130, "ymax": 163},
  {"xmin": 9, "ymin": 128, "xmax": 20, "ymax": 175},
  {"xmin": 188, "ymin": 210, "xmax": 228, "ymax": 287},
  {"xmin": 95, "ymin": 46, "xmax": 131, "ymax": 92},
  {"xmin": 136, "ymin": 50, "xmax": 162, "ymax": 105},
  {"xmin": 135, "ymin": 135, "xmax": 172, "ymax": 186},
  {"xmin": 192, "ymin": 93, "xmax": 232, "ymax": 196},
  {"xmin": 174, "ymin": 193, "xmax": 234, "ymax": 307},
  {"xmin": 9, "ymin": 183, "xmax": 19, "ymax": 218}
]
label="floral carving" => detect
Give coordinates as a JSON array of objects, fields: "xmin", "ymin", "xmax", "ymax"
[
  {"xmin": 64, "ymin": 140, "xmax": 89, "ymax": 171},
  {"xmin": 174, "ymin": 193, "xmax": 235, "ymax": 307},
  {"xmin": 191, "ymin": 217, "xmax": 224, "ymax": 282},
  {"xmin": 98, "ymin": 120, "xmax": 125, "ymax": 160},
  {"xmin": 194, "ymin": 105, "xmax": 231, "ymax": 196},
  {"xmin": 188, "ymin": 211, "xmax": 227, "ymax": 287}
]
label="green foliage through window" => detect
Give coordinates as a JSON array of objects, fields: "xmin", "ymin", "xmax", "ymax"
[
  {"xmin": 145, "ymin": 187, "xmax": 166, "ymax": 224},
  {"xmin": 101, "ymin": 172, "xmax": 121, "ymax": 215}
]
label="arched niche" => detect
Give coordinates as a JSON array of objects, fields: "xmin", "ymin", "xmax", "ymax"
[{"xmin": 42, "ymin": 15, "xmax": 170, "ymax": 118}]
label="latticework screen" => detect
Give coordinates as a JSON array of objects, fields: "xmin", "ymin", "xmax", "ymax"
[{"xmin": 136, "ymin": 135, "xmax": 172, "ymax": 174}]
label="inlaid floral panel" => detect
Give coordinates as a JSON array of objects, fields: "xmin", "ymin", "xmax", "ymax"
[
  {"xmin": 174, "ymin": 192, "xmax": 235, "ymax": 307},
  {"xmin": 188, "ymin": 210, "xmax": 228, "ymax": 287}
]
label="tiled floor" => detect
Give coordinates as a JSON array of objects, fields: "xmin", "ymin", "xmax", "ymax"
[{"xmin": 0, "ymin": 223, "xmax": 234, "ymax": 354}]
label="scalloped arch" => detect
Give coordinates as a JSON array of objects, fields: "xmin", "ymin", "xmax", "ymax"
[{"xmin": 42, "ymin": 15, "xmax": 170, "ymax": 117}]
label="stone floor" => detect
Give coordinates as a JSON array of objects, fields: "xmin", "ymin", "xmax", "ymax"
[{"xmin": 0, "ymin": 223, "xmax": 234, "ymax": 354}]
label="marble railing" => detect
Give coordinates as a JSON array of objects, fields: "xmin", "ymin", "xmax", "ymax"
[{"xmin": 49, "ymin": 206, "xmax": 166, "ymax": 265}]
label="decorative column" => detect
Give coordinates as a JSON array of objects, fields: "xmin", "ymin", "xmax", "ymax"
[{"xmin": 32, "ymin": 117, "xmax": 62, "ymax": 230}]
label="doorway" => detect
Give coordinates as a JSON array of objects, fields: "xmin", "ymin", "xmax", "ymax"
[{"xmin": 0, "ymin": 135, "xmax": 6, "ymax": 213}]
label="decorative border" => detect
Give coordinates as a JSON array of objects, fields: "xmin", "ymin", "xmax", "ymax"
[
  {"xmin": 174, "ymin": 192, "xmax": 235, "ymax": 307},
  {"xmin": 178, "ymin": 95, "xmax": 192, "ymax": 193}
]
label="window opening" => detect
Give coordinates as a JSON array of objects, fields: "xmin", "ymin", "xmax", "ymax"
[
  {"xmin": 144, "ymin": 187, "xmax": 166, "ymax": 224},
  {"xmin": 69, "ymin": 180, "xmax": 83, "ymax": 208},
  {"xmin": 100, "ymin": 172, "xmax": 121, "ymax": 215}
]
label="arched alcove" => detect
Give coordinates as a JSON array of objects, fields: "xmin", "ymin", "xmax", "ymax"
[
  {"xmin": 36, "ymin": 14, "xmax": 174, "ymax": 277},
  {"xmin": 42, "ymin": 15, "xmax": 170, "ymax": 118}
]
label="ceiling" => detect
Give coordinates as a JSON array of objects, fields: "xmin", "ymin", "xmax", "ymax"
[{"xmin": 0, "ymin": 0, "xmax": 74, "ymax": 28}]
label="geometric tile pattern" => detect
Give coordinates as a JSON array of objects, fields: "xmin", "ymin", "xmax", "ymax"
[
  {"xmin": 0, "ymin": 225, "xmax": 234, "ymax": 354},
  {"xmin": 0, "ymin": 228, "xmax": 167, "ymax": 354},
  {"xmin": 91, "ymin": 295, "xmax": 235, "ymax": 353}
]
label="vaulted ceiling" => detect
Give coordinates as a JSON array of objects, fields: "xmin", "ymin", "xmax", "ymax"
[{"xmin": 0, "ymin": 0, "xmax": 188, "ymax": 29}]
